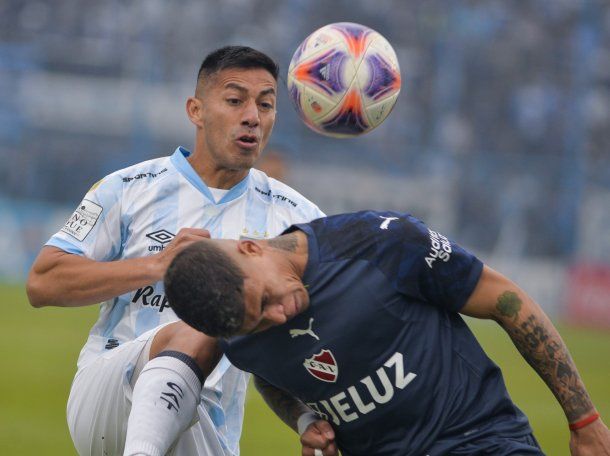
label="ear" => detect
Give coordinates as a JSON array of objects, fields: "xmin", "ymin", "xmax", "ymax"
[
  {"xmin": 186, "ymin": 97, "xmax": 204, "ymax": 128},
  {"xmin": 237, "ymin": 240, "xmax": 264, "ymax": 257}
]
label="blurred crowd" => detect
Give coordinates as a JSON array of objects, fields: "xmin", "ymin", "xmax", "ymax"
[{"xmin": 1, "ymin": 0, "xmax": 609, "ymax": 260}]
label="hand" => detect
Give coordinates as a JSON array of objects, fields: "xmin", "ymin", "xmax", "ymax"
[
  {"xmin": 154, "ymin": 228, "xmax": 211, "ymax": 276},
  {"xmin": 300, "ymin": 420, "xmax": 338, "ymax": 456},
  {"xmin": 570, "ymin": 418, "xmax": 610, "ymax": 455}
]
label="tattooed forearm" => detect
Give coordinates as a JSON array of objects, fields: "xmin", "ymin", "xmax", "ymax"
[
  {"xmin": 495, "ymin": 292, "xmax": 594, "ymax": 422},
  {"xmin": 267, "ymin": 233, "xmax": 298, "ymax": 252},
  {"xmin": 496, "ymin": 291, "xmax": 522, "ymax": 321},
  {"xmin": 253, "ymin": 375, "xmax": 311, "ymax": 432}
]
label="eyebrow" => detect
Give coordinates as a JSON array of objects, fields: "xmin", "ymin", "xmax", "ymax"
[
  {"xmin": 260, "ymin": 87, "xmax": 276, "ymax": 97},
  {"xmin": 224, "ymin": 83, "xmax": 276, "ymax": 97}
]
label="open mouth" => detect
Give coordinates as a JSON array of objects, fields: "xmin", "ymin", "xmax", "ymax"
[{"xmin": 236, "ymin": 134, "xmax": 258, "ymax": 148}]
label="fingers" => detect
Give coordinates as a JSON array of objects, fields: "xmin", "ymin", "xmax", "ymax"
[
  {"xmin": 313, "ymin": 420, "xmax": 335, "ymax": 440},
  {"xmin": 153, "ymin": 228, "xmax": 212, "ymax": 273},
  {"xmin": 301, "ymin": 443, "xmax": 338, "ymax": 456},
  {"xmin": 174, "ymin": 227, "xmax": 211, "ymax": 240},
  {"xmin": 164, "ymin": 228, "xmax": 211, "ymax": 252},
  {"xmin": 301, "ymin": 420, "xmax": 337, "ymax": 456}
]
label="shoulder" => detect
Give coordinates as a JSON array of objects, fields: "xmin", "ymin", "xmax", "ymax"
[
  {"xmin": 310, "ymin": 210, "xmax": 426, "ymax": 237},
  {"xmin": 309, "ymin": 210, "xmax": 430, "ymax": 261},
  {"xmin": 110, "ymin": 155, "xmax": 174, "ymax": 186},
  {"xmin": 249, "ymin": 169, "xmax": 324, "ymax": 220},
  {"xmin": 87, "ymin": 155, "xmax": 176, "ymax": 199}
]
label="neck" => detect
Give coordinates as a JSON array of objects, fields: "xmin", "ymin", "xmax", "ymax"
[
  {"xmin": 188, "ymin": 141, "xmax": 248, "ymax": 190},
  {"xmin": 265, "ymin": 231, "xmax": 308, "ymax": 278}
]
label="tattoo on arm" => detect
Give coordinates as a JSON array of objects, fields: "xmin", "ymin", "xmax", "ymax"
[
  {"xmin": 496, "ymin": 291, "xmax": 521, "ymax": 321},
  {"xmin": 253, "ymin": 375, "xmax": 311, "ymax": 432},
  {"xmin": 267, "ymin": 233, "xmax": 298, "ymax": 252},
  {"xmin": 495, "ymin": 291, "xmax": 594, "ymax": 422}
]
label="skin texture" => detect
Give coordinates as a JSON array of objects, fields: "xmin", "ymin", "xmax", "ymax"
[
  {"xmin": 253, "ymin": 376, "xmax": 337, "ymax": 456},
  {"xmin": 185, "ymin": 67, "xmax": 277, "ymax": 189},
  {"xmin": 175, "ymin": 233, "xmax": 310, "ymax": 335},
  {"xmin": 26, "ymin": 228, "xmax": 211, "ymax": 308},
  {"xmin": 214, "ymin": 232, "xmax": 310, "ymax": 334},
  {"xmin": 461, "ymin": 265, "xmax": 610, "ymax": 456}
]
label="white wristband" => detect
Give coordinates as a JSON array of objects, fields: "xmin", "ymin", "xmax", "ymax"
[{"xmin": 297, "ymin": 412, "xmax": 318, "ymax": 436}]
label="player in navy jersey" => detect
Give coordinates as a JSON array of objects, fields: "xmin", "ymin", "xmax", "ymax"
[{"xmin": 165, "ymin": 210, "xmax": 610, "ymax": 456}]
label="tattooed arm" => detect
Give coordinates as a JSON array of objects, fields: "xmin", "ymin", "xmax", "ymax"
[
  {"xmin": 461, "ymin": 265, "xmax": 610, "ymax": 456},
  {"xmin": 253, "ymin": 375, "xmax": 338, "ymax": 456}
]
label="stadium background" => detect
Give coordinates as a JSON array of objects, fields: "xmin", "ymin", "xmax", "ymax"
[{"xmin": 1, "ymin": 0, "xmax": 609, "ymax": 454}]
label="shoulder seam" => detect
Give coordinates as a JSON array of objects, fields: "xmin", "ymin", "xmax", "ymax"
[{"xmin": 120, "ymin": 162, "xmax": 178, "ymax": 224}]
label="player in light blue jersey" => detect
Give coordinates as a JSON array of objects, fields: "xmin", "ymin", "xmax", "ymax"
[{"xmin": 27, "ymin": 46, "xmax": 324, "ymax": 456}]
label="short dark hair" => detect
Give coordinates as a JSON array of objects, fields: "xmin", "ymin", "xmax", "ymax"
[
  {"xmin": 197, "ymin": 46, "xmax": 279, "ymax": 86},
  {"xmin": 164, "ymin": 241, "xmax": 246, "ymax": 338}
]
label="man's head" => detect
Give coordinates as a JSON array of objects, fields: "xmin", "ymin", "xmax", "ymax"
[
  {"xmin": 187, "ymin": 46, "xmax": 280, "ymax": 173},
  {"xmin": 165, "ymin": 235, "xmax": 309, "ymax": 338},
  {"xmin": 195, "ymin": 46, "xmax": 279, "ymax": 93}
]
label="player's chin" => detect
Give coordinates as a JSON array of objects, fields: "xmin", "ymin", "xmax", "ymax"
[{"xmin": 232, "ymin": 145, "xmax": 260, "ymax": 166}]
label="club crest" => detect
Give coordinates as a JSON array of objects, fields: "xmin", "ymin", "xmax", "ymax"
[{"xmin": 303, "ymin": 349, "xmax": 338, "ymax": 383}]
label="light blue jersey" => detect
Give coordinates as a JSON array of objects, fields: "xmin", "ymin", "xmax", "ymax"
[{"xmin": 47, "ymin": 147, "xmax": 324, "ymax": 454}]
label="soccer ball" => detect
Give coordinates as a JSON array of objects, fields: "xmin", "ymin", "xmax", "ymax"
[{"xmin": 287, "ymin": 22, "xmax": 401, "ymax": 138}]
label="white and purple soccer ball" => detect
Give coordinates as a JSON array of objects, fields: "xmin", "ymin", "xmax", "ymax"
[{"xmin": 287, "ymin": 22, "xmax": 401, "ymax": 138}]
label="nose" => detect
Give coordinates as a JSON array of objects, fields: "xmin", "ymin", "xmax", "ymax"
[{"xmin": 241, "ymin": 99, "xmax": 260, "ymax": 128}]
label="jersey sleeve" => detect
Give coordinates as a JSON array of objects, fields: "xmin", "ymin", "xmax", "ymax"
[
  {"xmin": 297, "ymin": 200, "xmax": 325, "ymax": 222},
  {"xmin": 45, "ymin": 174, "xmax": 124, "ymax": 261},
  {"xmin": 382, "ymin": 212, "xmax": 483, "ymax": 312}
]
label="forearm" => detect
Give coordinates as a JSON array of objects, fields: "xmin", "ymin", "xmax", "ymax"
[
  {"xmin": 494, "ymin": 291, "xmax": 595, "ymax": 423},
  {"xmin": 27, "ymin": 247, "xmax": 163, "ymax": 307},
  {"xmin": 253, "ymin": 375, "xmax": 312, "ymax": 433}
]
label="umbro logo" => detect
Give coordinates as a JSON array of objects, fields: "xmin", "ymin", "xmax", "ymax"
[
  {"xmin": 146, "ymin": 229, "xmax": 175, "ymax": 244},
  {"xmin": 146, "ymin": 229, "xmax": 175, "ymax": 251}
]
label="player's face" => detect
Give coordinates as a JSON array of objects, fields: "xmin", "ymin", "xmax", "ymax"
[
  {"xmin": 239, "ymin": 257, "xmax": 310, "ymax": 335},
  {"xmin": 198, "ymin": 68, "xmax": 277, "ymax": 171}
]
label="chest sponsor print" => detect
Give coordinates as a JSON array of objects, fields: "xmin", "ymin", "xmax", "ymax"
[
  {"xmin": 132, "ymin": 286, "xmax": 170, "ymax": 312},
  {"xmin": 305, "ymin": 352, "xmax": 417, "ymax": 426},
  {"xmin": 304, "ymin": 349, "xmax": 338, "ymax": 383}
]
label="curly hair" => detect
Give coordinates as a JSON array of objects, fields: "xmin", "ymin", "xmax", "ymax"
[{"xmin": 164, "ymin": 241, "xmax": 245, "ymax": 338}]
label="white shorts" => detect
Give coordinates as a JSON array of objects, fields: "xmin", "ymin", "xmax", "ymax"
[{"xmin": 67, "ymin": 324, "xmax": 237, "ymax": 456}]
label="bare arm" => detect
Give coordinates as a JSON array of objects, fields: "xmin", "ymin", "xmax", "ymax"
[
  {"xmin": 461, "ymin": 265, "xmax": 610, "ymax": 454},
  {"xmin": 253, "ymin": 376, "xmax": 337, "ymax": 455},
  {"xmin": 253, "ymin": 375, "xmax": 311, "ymax": 432},
  {"xmin": 26, "ymin": 228, "xmax": 210, "ymax": 308}
]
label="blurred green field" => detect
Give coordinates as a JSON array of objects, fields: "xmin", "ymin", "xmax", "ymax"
[{"xmin": 1, "ymin": 282, "xmax": 608, "ymax": 455}]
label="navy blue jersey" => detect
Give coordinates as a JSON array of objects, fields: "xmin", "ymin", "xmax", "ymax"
[{"xmin": 223, "ymin": 211, "xmax": 531, "ymax": 455}]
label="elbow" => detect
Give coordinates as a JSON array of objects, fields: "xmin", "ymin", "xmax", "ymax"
[{"xmin": 26, "ymin": 274, "xmax": 51, "ymax": 308}]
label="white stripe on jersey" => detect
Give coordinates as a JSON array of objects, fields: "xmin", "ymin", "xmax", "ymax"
[
  {"xmin": 48, "ymin": 147, "xmax": 324, "ymax": 367},
  {"xmin": 47, "ymin": 147, "xmax": 324, "ymax": 455}
]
